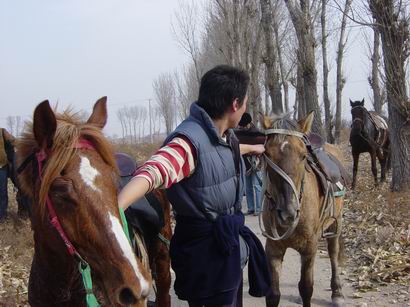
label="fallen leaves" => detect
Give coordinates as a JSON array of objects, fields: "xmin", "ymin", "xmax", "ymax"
[{"xmin": 341, "ymin": 149, "xmax": 410, "ymax": 293}]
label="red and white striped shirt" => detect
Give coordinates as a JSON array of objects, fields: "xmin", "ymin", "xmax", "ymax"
[{"xmin": 134, "ymin": 136, "xmax": 197, "ymax": 192}]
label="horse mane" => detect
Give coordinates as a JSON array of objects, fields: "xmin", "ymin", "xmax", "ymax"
[
  {"xmin": 17, "ymin": 108, "xmax": 117, "ymax": 219},
  {"xmin": 269, "ymin": 113, "xmax": 300, "ymax": 143}
]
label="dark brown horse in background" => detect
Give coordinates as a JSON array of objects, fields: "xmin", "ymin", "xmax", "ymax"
[
  {"xmin": 349, "ymin": 99, "xmax": 390, "ymax": 189},
  {"xmin": 262, "ymin": 112, "xmax": 348, "ymax": 307},
  {"xmin": 16, "ymin": 98, "xmax": 171, "ymax": 306}
]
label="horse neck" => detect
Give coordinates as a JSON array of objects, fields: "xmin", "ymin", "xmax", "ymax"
[{"xmin": 29, "ymin": 210, "xmax": 85, "ymax": 305}]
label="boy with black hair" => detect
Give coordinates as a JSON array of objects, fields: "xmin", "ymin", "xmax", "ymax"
[{"xmin": 119, "ymin": 65, "xmax": 271, "ymax": 307}]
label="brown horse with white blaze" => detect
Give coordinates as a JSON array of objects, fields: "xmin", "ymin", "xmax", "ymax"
[
  {"xmin": 262, "ymin": 112, "xmax": 346, "ymax": 307},
  {"xmin": 17, "ymin": 98, "xmax": 151, "ymax": 306}
]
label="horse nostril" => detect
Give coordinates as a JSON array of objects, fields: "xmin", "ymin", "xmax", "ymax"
[{"xmin": 118, "ymin": 287, "xmax": 137, "ymax": 305}]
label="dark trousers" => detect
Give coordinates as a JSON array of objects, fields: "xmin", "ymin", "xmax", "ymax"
[
  {"xmin": 188, "ymin": 279, "xmax": 243, "ymax": 307},
  {"xmin": 0, "ymin": 166, "xmax": 8, "ymax": 218}
]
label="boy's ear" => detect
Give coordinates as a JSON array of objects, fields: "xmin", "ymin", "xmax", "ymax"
[{"xmin": 232, "ymin": 98, "xmax": 240, "ymax": 112}]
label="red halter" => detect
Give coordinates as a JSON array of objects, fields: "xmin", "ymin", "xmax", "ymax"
[{"xmin": 36, "ymin": 139, "xmax": 95, "ymax": 257}]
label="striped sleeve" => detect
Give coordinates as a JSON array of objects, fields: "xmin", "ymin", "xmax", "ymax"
[{"xmin": 133, "ymin": 136, "xmax": 196, "ymax": 191}]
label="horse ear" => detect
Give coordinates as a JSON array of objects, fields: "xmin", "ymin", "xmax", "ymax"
[
  {"xmin": 361, "ymin": 98, "xmax": 365, "ymax": 105},
  {"xmin": 298, "ymin": 111, "xmax": 315, "ymax": 134},
  {"xmin": 87, "ymin": 96, "xmax": 108, "ymax": 128},
  {"xmin": 350, "ymin": 99, "xmax": 353, "ymax": 106},
  {"xmin": 262, "ymin": 115, "xmax": 272, "ymax": 129},
  {"xmin": 33, "ymin": 100, "xmax": 57, "ymax": 149}
]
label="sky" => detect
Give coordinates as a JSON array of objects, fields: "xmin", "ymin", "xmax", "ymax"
[{"xmin": 0, "ymin": 0, "xmax": 375, "ymax": 137}]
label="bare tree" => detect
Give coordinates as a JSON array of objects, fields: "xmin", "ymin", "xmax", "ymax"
[
  {"xmin": 140, "ymin": 107, "xmax": 148, "ymax": 141},
  {"xmin": 6, "ymin": 116, "xmax": 14, "ymax": 136},
  {"xmin": 116, "ymin": 108, "xmax": 126, "ymax": 143},
  {"xmin": 369, "ymin": 0, "xmax": 410, "ymax": 191},
  {"xmin": 260, "ymin": 0, "xmax": 283, "ymax": 114},
  {"xmin": 369, "ymin": 26, "xmax": 384, "ymax": 114},
  {"xmin": 334, "ymin": 0, "xmax": 353, "ymax": 143},
  {"xmin": 284, "ymin": 0, "xmax": 324, "ymax": 135},
  {"xmin": 174, "ymin": 66, "xmax": 196, "ymax": 121},
  {"xmin": 153, "ymin": 73, "xmax": 176, "ymax": 135},
  {"xmin": 321, "ymin": 0, "xmax": 334, "ymax": 142},
  {"xmin": 274, "ymin": 14, "xmax": 293, "ymax": 113},
  {"xmin": 172, "ymin": 0, "xmax": 203, "ymax": 84}
]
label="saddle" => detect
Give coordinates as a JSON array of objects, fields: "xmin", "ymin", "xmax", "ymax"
[
  {"xmin": 306, "ymin": 133, "xmax": 350, "ymax": 196},
  {"xmin": 368, "ymin": 111, "xmax": 388, "ymax": 146},
  {"xmin": 115, "ymin": 152, "xmax": 165, "ymax": 250}
]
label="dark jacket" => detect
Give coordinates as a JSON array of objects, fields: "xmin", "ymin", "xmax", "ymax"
[{"xmin": 171, "ymin": 213, "xmax": 271, "ymax": 305}]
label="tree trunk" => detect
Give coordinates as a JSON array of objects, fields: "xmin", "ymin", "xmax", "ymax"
[
  {"xmin": 285, "ymin": 0, "xmax": 323, "ymax": 135},
  {"xmin": 296, "ymin": 62, "xmax": 306, "ymax": 119},
  {"xmin": 249, "ymin": 25, "xmax": 263, "ymax": 125},
  {"xmin": 320, "ymin": 0, "xmax": 334, "ymax": 143},
  {"xmin": 370, "ymin": 26, "xmax": 383, "ymax": 114},
  {"xmin": 334, "ymin": 0, "xmax": 352, "ymax": 143},
  {"xmin": 370, "ymin": 0, "xmax": 410, "ymax": 191},
  {"xmin": 260, "ymin": 0, "xmax": 283, "ymax": 114},
  {"xmin": 274, "ymin": 19, "xmax": 289, "ymax": 113}
]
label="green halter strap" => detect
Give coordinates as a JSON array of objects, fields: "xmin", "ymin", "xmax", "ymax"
[{"xmin": 78, "ymin": 208, "xmax": 131, "ymax": 307}]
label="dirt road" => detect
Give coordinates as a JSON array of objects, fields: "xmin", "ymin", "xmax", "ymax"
[{"xmin": 169, "ymin": 211, "xmax": 409, "ymax": 307}]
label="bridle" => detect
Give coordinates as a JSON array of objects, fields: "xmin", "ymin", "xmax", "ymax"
[
  {"xmin": 19, "ymin": 139, "xmax": 131, "ymax": 307},
  {"xmin": 259, "ymin": 128, "xmax": 309, "ymax": 241}
]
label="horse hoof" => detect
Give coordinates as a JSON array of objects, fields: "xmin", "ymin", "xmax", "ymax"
[{"xmin": 331, "ymin": 296, "xmax": 345, "ymax": 307}]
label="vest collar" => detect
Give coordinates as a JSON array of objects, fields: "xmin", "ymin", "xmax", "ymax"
[{"xmin": 190, "ymin": 102, "xmax": 233, "ymax": 146}]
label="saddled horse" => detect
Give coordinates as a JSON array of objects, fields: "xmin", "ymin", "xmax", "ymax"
[
  {"xmin": 17, "ymin": 98, "xmax": 153, "ymax": 306},
  {"xmin": 261, "ymin": 112, "xmax": 349, "ymax": 307},
  {"xmin": 349, "ymin": 99, "xmax": 390, "ymax": 189}
]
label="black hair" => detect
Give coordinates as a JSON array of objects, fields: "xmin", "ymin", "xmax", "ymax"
[
  {"xmin": 197, "ymin": 65, "xmax": 250, "ymax": 119},
  {"xmin": 238, "ymin": 112, "xmax": 252, "ymax": 127}
]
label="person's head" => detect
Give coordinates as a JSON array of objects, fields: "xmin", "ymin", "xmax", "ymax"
[{"xmin": 197, "ymin": 65, "xmax": 250, "ymax": 125}]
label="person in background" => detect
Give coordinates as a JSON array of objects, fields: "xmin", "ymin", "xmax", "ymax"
[
  {"xmin": 238, "ymin": 113, "xmax": 262, "ymax": 216},
  {"xmin": 0, "ymin": 128, "xmax": 15, "ymax": 221},
  {"xmin": 118, "ymin": 65, "xmax": 271, "ymax": 307}
]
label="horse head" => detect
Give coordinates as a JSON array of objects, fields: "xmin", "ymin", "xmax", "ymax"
[
  {"xmin": 17, "ymin": 98, "xmax": 151, "ymax": 306},
  {"xmin": 262, "ymin": 112, "xmax": 314, "ymax": 228},
  {"xmin": 350, "ymin": 98, "xmax": 366, "ymax": 133}
]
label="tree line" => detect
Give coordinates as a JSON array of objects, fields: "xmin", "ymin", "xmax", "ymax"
[{"xmin": 152, "ymin": 0, "xmax": 410, "ymax": 192}]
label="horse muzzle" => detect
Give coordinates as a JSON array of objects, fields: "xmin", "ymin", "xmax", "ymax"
[{"xmin": 276, "ymin": 206, "xmax": 300, "ymax": 226}]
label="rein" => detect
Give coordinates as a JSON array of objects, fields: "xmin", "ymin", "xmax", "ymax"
[
  {"xmin": 258, "ymin": 129, "xmax": 307, "ymax": 241},
  {"xmin": 260, "ymin": 128, "xmax": 342, "ymax": 241},
  {"xmin": 21, "ymin": 139, "xmax": 131, "ymax": 307}
]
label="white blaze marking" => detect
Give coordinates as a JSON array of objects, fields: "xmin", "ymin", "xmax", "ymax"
[
  {"xmin": 79, "ymin": 156, "xmax": 100, "ymax": 192},
  {"xmin": 280, "ymin": 141, "xmax": 289, "ymax": 152},
  {"xmin": 108, "ymin": 213, "xmax": 150, "ymax": 296}
]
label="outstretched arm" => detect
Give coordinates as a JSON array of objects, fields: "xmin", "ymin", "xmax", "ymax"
[
  {"xmin": 239, "ymin": 144, "xmax": 265, "ymax": 156},
  {"xmin": 118, "ymin": 136, "xmax": 196, "ymax": 210}
]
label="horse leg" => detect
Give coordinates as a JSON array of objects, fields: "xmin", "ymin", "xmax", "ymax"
[
  {"xmin": 327, "ymin": 235, "xmax": 344, "ymax": 306},
  {"xmin": 352, "ymin": 152, "xmax": 359, "ymax": 190},
  {"xmin": 377, "ymin": 149, "xmax": 386, "ymax": 183},
  {"xmin": 370, "ymin": 151, "xmax": 378, "ymax": 186},
  {"xmin": 153, "ymin": 241, "xmax": 171, "ymax": 307},
  {"xmin": 265, "ymin": 244, "xmax": 285, "ymax": 307},
  {"xmin": 298, "ymin": 252, "xmax": 316, "ymax": 307}
]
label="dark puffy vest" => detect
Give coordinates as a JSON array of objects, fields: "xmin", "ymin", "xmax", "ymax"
[{"xmin": 164, "ymin": 103, "xmax": 245, "ymax": 221}]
